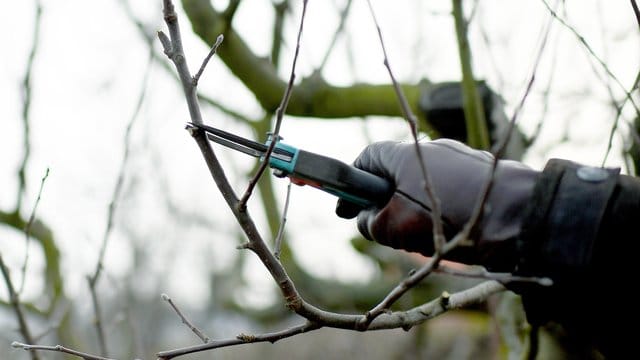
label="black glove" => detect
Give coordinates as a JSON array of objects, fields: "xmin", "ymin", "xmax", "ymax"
[{"xmin": 336, "ymin": 139, "xmax": 538, "ymax": 271}]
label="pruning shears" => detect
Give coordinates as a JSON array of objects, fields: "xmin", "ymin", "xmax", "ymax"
[{"xmin": 187, "ymin": 122, "xmax": 393, "ymax": 208}]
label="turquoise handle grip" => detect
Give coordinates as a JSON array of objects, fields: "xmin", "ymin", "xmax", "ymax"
[{"xmin": 266, "ymin": 141, "xmax": 392, "ymax": 207}]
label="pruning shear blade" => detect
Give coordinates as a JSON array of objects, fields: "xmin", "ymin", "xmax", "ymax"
[
  {"xmin": 186, "ymin": 122, "xmax": 293, "ymax": 162},
  {"xmin": 186, "ymin": 122, "xmax": 393, "ymax": 208}
]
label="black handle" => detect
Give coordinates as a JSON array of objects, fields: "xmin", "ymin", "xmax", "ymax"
[{"xmin": 290, "ymin": 149, "xmax": 393, "ymax": 207}]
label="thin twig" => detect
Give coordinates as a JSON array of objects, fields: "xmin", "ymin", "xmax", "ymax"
[
  {"xmin": 162, "ymin": 293, "xmax": 210, "ymax": 343},
  {"xmin": 11, "ymin": 342, "xmax": 115, "ymax": 360},
  {"xmin": 363, "ymin": 0, "xmax": 556, "ymax": 327},
  {"xmin": 435, "ymin": 264, "xmax": 553, "ymax": 286},
  {"xmin": 160, "ymin": 2, "xmax": 302, "ymax": 335},
  {"xmin": 86, "ymin": 37, "xmax": 154, "ymax": 358},
  {"xmin": 361, "ymin": 254, "xmax": 443, "ymax": 328},
  {"xmin": 631, "ymin": 0, "xmax": 640, "ymax": 29},
  {"xmin": 600, "ymin": 97, "xmax": 625, "ymax": 168},
  {"xmin": 158, "ymin": 280, "xmax": 505, "ymax": 359},
  {"xmin": 586, "ymin": 1, "xmax": 628, "ymax": 167},
  {"xmin": 273, "ymin": 181, "xmax": 292, "ymax": 259},
  {"xmin": 443, "ymin": 38, "xmax": 549, "ymax": 254},
  {"xmin": 124, "ymin": 0, "xmax": 242, "ymax": 125},
  {"xmin": 123, "ymin": 295, "xmax": 144, "ymax": 359},
  {"xmin": 365, "ymin": 0, "xmax": 447, "ymax": 253},
  {"xmin": 1, "ymin": 253, "xmax": 39, "ymax": 360},
  {"xmin": 365, "ymin": 1, "xmax": 417, "ymax": 134},
  {"xmin": 239, "ymin": 0, "xmax": 309, "ymax": 208},
  {"xmin": 602, "ymin": 72, "xmax": 640, "ymax": 166},
  {"xmin": 157, "ymin": 321, "xmax": 321, "ymax": 359},
  {"xmin": 443, "ymin": 0, "xmax": 556, "ymax": 254},
  {"xmin": 19, "ymin": 167, "xmax": 49, "ymax": 294},
  {"xmin": 158, "ymin": 0, "xmax": 207, "ymax": 126},
  {"xmin": 369, "ymin": 280, "xmax": 505, "ymax": 331},
  {"xmin": 525, "ymin": 35, "xmax": 560, "ymax": 147},
  {"xmin": 541, "ymin": 0, "xmax": 640, "ymax": 118},
  {"xmin": 158, "ymin": 0, "xmax": 241, "ymax": 229},
  {"xmin": 90, "ymin": 42, "xmax": 152, "ymax": 282},
  {"xmin": 192, "ymin": 34, "xmax": 224, "ymax": 86},
  {"xmin": 86, "ymin": 279, "xmax": 107, "ymax": 357},
  {"xmin": 16, "ymin": 0, "xmax": 43, "ymax": 212},
  {"xmin": 494, "ymin": 1, "xmax": 555, "ymax": 159},
  {"xmin": 123, "ymin": 0, "xmax": 230, "ymax": 128},
  {"xmin": 360, "ymin": 0, "xmax": 449, "ymax": 327},
  {"xmin": 141, "ymin": 32, "xmax": 255, "ymax": 123}
]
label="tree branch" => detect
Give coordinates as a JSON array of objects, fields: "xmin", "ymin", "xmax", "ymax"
[
  {"xmin": 192, "ymin": 34, "xmax": 224, "ymax": 86},
  {"xmin": 452, "ymin": 0, "xmax": 490, "ymax": 149},
  {"xmin": 85, "ymin": 32, "xmax": 154, "ymax": 357},
  {"xmin": 180, "ymin": 0, "xmax": 426, "ymax": 123},
  {"xmin": 540, "ymin": 0, "xmax": 640, "ymax": 118},
  {"xmin": 239, "ymin": 0, "xmax": 309, "ymax": 208},
  {"xmin": 435, "ymin": 264, "xmax": 552, "ymax": 286},
  {"xmin": 157, "ymin": 321, "xmax": 321, "ymax": 359},
  {"xmin": 12, "ymin": 342, "xmax": 115, "ymax": 360},
  {"xmin": 158, "ymin": 281, "xmax": 505, "ymax": 358},
  {"xmin": 20, "ymin": 167, "xmax": 49, "ymax": 294},
  {"xmin": 365, "ymin": 0, "xmax": 446, "ymax": 254},
  {"xmin": 1, "ymin": 253, "xmax": 39, "ymax": 360},
  {"xmin": 17, "ymin": 0, "xmax": 43, "ymax": 212},
  {"xmin": 162, "ymin": 293, "xmax": 210, "ymax": 343},
  {"xmin": 631, "ymin": 0, "xmax": 640, "ymax": 30},
  {"xmin": 158, "ymin": 3, "xmax": 510, "ymax": 358},
  {"xmin": 359, "ymin": 2, "xmax": 448, "ymax": 323},
  {"xmin": 273, "ymin": 181, "xmax": 292, "ymax": 259}
]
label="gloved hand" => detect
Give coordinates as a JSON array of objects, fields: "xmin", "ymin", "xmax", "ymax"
[{"xmin": 336, "ymin": 139, "xmax": 539, "ymax": 271}]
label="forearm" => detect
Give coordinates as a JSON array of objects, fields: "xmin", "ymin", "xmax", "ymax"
[{"xmin": 510, "ymin": 158, "xmax": 639, "ymax": 357}]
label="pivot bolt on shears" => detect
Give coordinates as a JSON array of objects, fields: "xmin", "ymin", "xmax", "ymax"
[{"xmin": 186, "ymin": 122, "xmax": 392, "ymax": 208}]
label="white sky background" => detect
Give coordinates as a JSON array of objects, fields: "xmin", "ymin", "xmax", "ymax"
[{"xmin": 0, "ymin": 0, "xmax": 638, "ymax": 316}]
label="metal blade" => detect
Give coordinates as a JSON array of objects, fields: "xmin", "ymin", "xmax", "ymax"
[
  {"xmin": 187, "ymin": 123, "xmax": 293, "ymax": 162},
  {"xmin": 205, "ymin": 132, "xmax": 266, "ymax": 157}
]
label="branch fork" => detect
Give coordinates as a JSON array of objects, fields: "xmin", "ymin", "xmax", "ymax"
[{"xmin": 150, "ymin": 1, "xmax": 512, "ymax": 358}]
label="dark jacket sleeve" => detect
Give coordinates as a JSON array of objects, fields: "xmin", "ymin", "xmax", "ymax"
[{"xmin": 511, "ymin": 159, "xmax": 640, "ymax": 358}]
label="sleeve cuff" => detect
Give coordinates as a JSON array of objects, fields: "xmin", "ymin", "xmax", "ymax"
[{"xmin": 511, "ymin": 159, "xmax": 620, "ymax": 324}]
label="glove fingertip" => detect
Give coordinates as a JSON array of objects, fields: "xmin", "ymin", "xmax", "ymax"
[
  {"xmin": 357, "ymin": 209, "xmax": 376, "ymax": 241},
  {"xmin": 335, "ymin": 199, "xmax": 362, "ymax": 219}
]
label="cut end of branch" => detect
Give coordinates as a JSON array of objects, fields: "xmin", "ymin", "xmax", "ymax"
[
  {"xmin": 538, "ymin": 277, "xmax": 554, "ymax": 287},
  {"xmin": 440, "ymin": 291, "xmax": 451, "ymax": 308},
  {"xmin": 11, "ymin": 341, "xmax": 28, "ymax": 349},
  {"xmin": 215, "ymin": 34, "xmax": 224, "ymax": 46}
]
